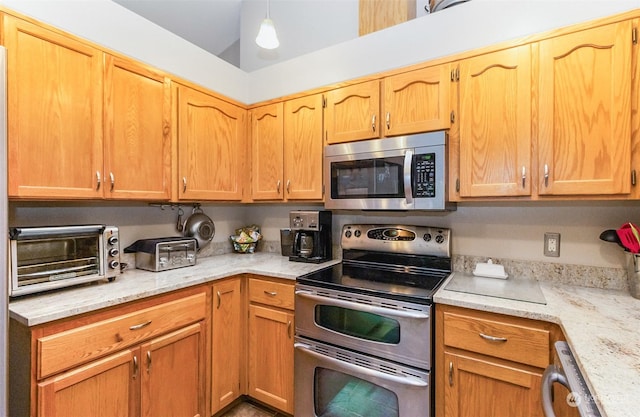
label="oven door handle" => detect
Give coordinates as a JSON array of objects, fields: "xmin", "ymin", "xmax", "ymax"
[
  {"xmin": 541, "ymin": 364, "xmax": 568, "ymax": 417},
  {"xmin": 295, "ymin": 290, "xmax": 430, "ymax": 319},
  {"xmin": 403, "ymin": 150, "xmax": 414, "ymax": 205},
  {"xmin": 295, "ymin": 342, "xmax": 428, "ymax": 388}
]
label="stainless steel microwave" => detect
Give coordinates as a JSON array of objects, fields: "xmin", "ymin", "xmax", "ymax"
[
  {"xmin": 324, "ymin": 132, "xmax": 456, "ymax": 211},
  {"xmin": 9, "ymin": 225, "xmax": 121, "ymax": 297}
]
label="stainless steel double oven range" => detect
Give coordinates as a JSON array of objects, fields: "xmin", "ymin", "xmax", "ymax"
[{"xmin": 295, "ymin": 224, "xmax": 452, "ymax": 417}]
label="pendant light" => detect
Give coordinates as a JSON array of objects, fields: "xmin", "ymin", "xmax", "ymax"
[{"xmin": 255, "ymin": 0, "xmax": 280, "ymax": 49}]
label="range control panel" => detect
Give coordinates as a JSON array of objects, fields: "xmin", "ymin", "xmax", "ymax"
[{"xmin": 341, "ymin": 224, "xmax": 450, "ymax": 257}]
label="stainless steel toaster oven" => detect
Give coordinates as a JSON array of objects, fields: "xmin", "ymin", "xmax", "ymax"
[{"xmin": 9, "ymin": 225, "xmax": 121, "ymax": 297}]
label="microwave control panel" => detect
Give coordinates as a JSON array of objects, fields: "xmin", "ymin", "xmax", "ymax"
[{"xmin": 413, "ymin": 153, "xmax": 436, "ymax": 198}]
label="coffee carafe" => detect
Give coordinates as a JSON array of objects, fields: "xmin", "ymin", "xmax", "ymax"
[{"xmin": 289, "ymin": 210, "xmax": 332, "ymax": 263}]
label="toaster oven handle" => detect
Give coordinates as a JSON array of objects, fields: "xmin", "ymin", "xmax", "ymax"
[
  {"xmin": 9, "ymin": 225, "xmax": 106, "ymax": 240},
  {"xmin": 18, "ymin": 263, "xmax": 97, "ymax": 279},
  {"xmin": 403, "ymin": 150, "xmax": 414, "ymax": 205}
]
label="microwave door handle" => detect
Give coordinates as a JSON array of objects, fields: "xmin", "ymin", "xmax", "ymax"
[{"xmin": 404, "ymin": 150, "xmax": 414, "ymax": 205}]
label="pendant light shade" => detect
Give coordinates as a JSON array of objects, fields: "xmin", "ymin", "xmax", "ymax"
[{"xmin": 256, "ymin": 0, "xmax": 279, "ymax": 49}]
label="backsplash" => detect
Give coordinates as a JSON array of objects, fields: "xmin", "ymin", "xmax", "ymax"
[{"xmin": 9, "ymin": 200, "xmax": 638, "ymax": 293}]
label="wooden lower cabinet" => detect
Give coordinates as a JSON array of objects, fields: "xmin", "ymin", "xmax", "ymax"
[
  {"xmin": 211, "ymin": 277, "xmax": 244, "ymax": 414},
  {"xmin": 10, "ymin": 287, "xmax": 208, "ymax": 417},
  {"xmin": 37, "ymin": 349, "xmax": 137, "ymax": 417},
  {"xmin": 443, "ymin": 351, "xmax": 542, "ymax": 417},
  {"xmin": 247, "ymin": 277, "xmax": 295, "ymax": 415},
  {"xmin": 436, "ymin": 304, "xmax": 566, "ymax": 417}
]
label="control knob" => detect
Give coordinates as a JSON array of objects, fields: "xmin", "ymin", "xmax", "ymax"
[{"xmin": 109, "ymin": 260, "xmax": 120, "ymax": 269}]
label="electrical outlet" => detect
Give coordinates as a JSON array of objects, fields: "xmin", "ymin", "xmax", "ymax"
[{"xmin": 544, "ymin": 232, "xmax": 561, "ymax": 257}]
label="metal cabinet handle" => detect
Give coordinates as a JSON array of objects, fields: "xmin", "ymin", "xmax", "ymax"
[
  {"xmin": 521, "ymin": 166, "xmax": 526, "ymax": 188},
  {"xmin": 96, "ymin": 171, "xmax": 101, "ymax": 190},
  {"xmin": 386, "ymin": 112, "xmax": 390, "ymax": 129},
  {"xmin": 182, "ymin": 176, "xmax": 187, "ymax": 193},
  {"xmin": 479, "ymin": 333, "xmax": 508, "ymax": 342},
  {"xmin": 449, "ymin": 361, "xmax": 454, "ymax": 387},
  {"xmin": 544, "ymin": 164, "xmax": 549, "ymax": 187},
  {"xmin": 146, "ymin": 351, "xmax": 152, "ymax": 374},
  {"xmin": 129, "ymin": 320, "xmax": 152, "ymax": 331},
  {"xmin": 109, "ymin": 172, "xmax": 115, "ymax": 192},
  {"xmin": 133, "ymin": 355, "xmax": 138, "ymax": 380},
  {"xmin": 542, "ymin": 364, "xmax": 568, "ymax": 417},
  {"xmin": 286, "ymin": 180, "xmax": 291, "ymax": 194},
  {"xmin": 277, "ymin": 180, "xmax": 281, "ymax": 193},
  {"xmin": 287, "ymin": 320, "xmax": 292, "ymax": 339},
  {"xmin": 371, "ymin": 114, "xmax": 376, "ymax": 132},
  {"xmin": 264, "ymin": 290, "xmax": 277, "ymax": 296},
  {"xmin": 632, "ymin": 169, "xmax": 637, "ymax": 186},
  {"xmin": 217, "ymin": 291, "xmax": 222, "ymax": 309}
]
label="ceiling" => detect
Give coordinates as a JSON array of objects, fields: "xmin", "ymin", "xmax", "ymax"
[{"xmin": 113, "ymin": 0, "xmax": 243, "ymax": 58}]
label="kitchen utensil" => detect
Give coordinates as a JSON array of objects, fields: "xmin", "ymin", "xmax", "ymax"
[
  {"xmin": 625, "ymin": 252, "xmax": 640, "ymax": 299},
  {"xmin": 176, "ymin": 207, "xmax": 184, "ymax": 232},
  {"xmin": 599, "ymin": 229, "xmax": 626, "ymax": 250},
  {"xmin": 183, "ymin": 206, "xmax": 215, "ymax": 251},
  {"xmin": 616, "ymin": 223, "xmax": 640, "ymax": 253}
]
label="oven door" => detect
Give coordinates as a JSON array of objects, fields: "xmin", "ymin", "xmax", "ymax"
[
  {"xmin": 295, "ymin": 336, "xmax": 431, "ymax": 417},
  {"xmin": 295, "ymin": 284, "xmax": 432, "ymax": 369}
]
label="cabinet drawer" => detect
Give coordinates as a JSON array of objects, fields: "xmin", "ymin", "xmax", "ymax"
[
  {"xmin": 443, "ymin": 311, "xmax": 549, "ymax": 368},
  {"xmin": 249, "ymin": 278, "xmax": 294, "ymax": 310},
  {"xmin": 37, "ymin": 291, "xmax": 207, "ymax": 379}
]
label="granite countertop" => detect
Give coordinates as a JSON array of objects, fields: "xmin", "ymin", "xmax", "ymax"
[
  {"xmin": 9, "ymin": 252, "xmax": 340, "ymax": 327},
  {"xmin": 10, "ymin": 254, "xmax": 639, "ymax": 417},
  {"xmin": 435, "ymin": 272, "xmax": 640, "ymax": 417}
]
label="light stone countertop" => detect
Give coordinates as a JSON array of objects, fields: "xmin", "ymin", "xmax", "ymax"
[
  {"xmin": 9, "ymin": 252, "xmax": 339, "ymax": 327},
  {"xmin": 435, "ymin": 272, "xmax": 640, "ymax": 417},
  {"xmin": 10, "ymin": 254, "xmax": 639, "ymax": 417}
]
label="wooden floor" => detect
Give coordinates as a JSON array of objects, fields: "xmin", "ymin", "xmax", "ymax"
[{"xmin": 218, "ymin": 401, "xmax": 289, "ymax": 417}]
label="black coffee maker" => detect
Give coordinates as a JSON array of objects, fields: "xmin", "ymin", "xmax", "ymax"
[{"xmin": 289, "ymin": 210, "xmax": 332, "ymax": 263}]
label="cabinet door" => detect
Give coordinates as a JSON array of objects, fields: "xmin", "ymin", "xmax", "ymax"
[
  {"xmin": 284, "ymin": 94, "xmax": 324, "ymax": 200},
  {"xmin": 443, "ymin": 352, "xmax": 542, "ymax": 417},
  {"xmin": 37, "ymin": 349, "xmax": 136, "ymax": 417},
  {"xmin": 383, "ymin": 65, "xmax": 451, "ymax": 136},
  {"xmin": 538, "ymin": 21, "xmax": 632, "ymax": 196},
  {"xmin": 458, "ymin": 45, "xmax": 532, "ymax": 197},
  {"xmin": 104, "ymin": 55, "xmax": 172, "ymax": 200},
  {"xmin": 140, "ymin": 323, "xmax": 205, "ymax": 417},
  {"xmin": 5, "ymin": 16, "xmax": 103, "ymax": 199},
  {"xmin": 211, "ymin": 278, "xmax": 244, "ymax": 414},
  {"xmin": 178, "ymin": 86, "xmax": 246, "ymax": 201},
  {"xmin": 248, "ymin": 305, "xmax": 294, "ymax": 414},
  {"xmin": 325, "ymin": 80, "xmax": 381, "ymax": 144},
  {"xmin": 251, "ymin": 103, "xmax": 284, "ymax": 200}
]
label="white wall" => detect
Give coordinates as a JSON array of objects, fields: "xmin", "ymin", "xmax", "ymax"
[{"xmin": 2, "ymin": 0, "xmax": 638, "ymax": 104}]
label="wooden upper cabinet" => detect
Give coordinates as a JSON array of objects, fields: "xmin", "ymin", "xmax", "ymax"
[
  {"xmin": 537, "ymin": 20, "xmax": 633, "ymax": 196},
  {"xmin": 284, "ymin": 94, "xmax": 324, "ymax": 200},
  {"xmin": 177, "ymin": 86, "xmax": 246, "ymax": 201},
  {"xmin": 5, "ymin": 15, "xmax": 104, "ymax": 199},
  {"xmin": 104, "ymin": 56, "xmax": 172, "ymax": 200},
  {"xmin": 251, "ymin": 103, "xmax": 284, "ymax": 200},
  {"xmin": 383, "ymin": 64, "xmax": 451, "ymax": 137},
  {"xmin": 359, "ymin": 0, "xmax": 416, "ymax": 36},
  {"xmin": 325, "ymin": 80, "xmax": 381, "ymax": 144},
  {"xmin": 458, "ymin": 45, "xmax": 532, "ymax": 197}
]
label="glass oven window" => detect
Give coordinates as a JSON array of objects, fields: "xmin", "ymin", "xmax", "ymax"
[
  {"xmin": 330, "ymin": 156, "xmax": 404, "ymax": 199},
  {"xmin": 314, "ymin": 367, "xmax": 399, "ymax": 417},
  {"xmin": 314, "ymin": 305, "xmax": 400, "ymax": 344}
]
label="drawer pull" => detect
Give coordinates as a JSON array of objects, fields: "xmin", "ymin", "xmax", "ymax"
[
  {"xmin": 264, "ymin": 290, "xmax": 278, "ymax": 296},
  {"xmin": 129, "ymin": 320, "xmax": 152, "ymax": 331},
  {"xmin": 479, "ymin": 333, "xmax": 508, "ymax": 342}
]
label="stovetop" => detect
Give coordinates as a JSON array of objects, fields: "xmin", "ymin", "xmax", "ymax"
[{"xmin": 297, "ymin": 224, "xmax": 453, "ymax": 304}]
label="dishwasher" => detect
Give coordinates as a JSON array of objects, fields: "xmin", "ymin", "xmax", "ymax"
[{"xmin": 542, "ymin": 341, "xmax": 602, "ymax": 417}]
